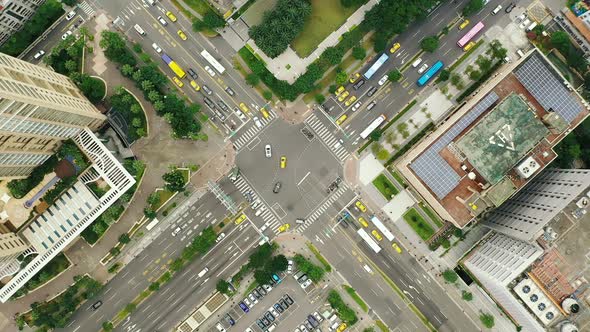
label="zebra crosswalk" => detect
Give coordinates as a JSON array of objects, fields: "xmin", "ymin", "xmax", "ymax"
[
  {"xmin": 231, "ymin": 110, "xmax": 277, "ymax": 150},
  {"xmin": 296, "ymin": 183, "xmax": 351, "ymax": 233},
  {"xmin": 78, "ymin": 1, "xmax": 96, "ymax": 17},
  {"xmin": 232, "ymin": 176, "xmax": 282, "ymax": 234},
  {"xmin": 305, "ymin": 113, "xmax": 350, "ymax": 163}
]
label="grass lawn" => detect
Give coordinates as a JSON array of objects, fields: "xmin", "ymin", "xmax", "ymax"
[
  {"xmin": 372, "ymin": 174, "xmax": 399, "ymax": 200},
  {"xmin": 388, "ymin": 168, "xmax": 407, "ymax": 188},
  {"xmin": 181, "ymin": 0, "xmax": 214, "ymax": 16},
  {"xmin": 153, "ymin": 189, "xmax": 175, "ymax": 211},
  {"xmin": 419, "ymin": 202, "xmax": 443, "ymax": 228},
  {"xmin": 291, "ymin": 0, "xmax": 366, "ymax": 58},
  {"xmin": 307, "ymin": 242, "xmax": 332, "ymax": 272},
  {"xmin": 343, "ymin": 285, "xmax": 368, "ymax": 312},
  {"xmin": 403, "ymin": 208, "xmax": 435, "ymax": 241}
]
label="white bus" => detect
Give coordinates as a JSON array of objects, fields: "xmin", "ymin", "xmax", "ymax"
[
  {"xmin": 360, "ymin": 115, "xmax": 386, "ymax": 139},
  {"xmin": 357, "ymin": 229, "xmax": 382, "ymax": 253},
  {"xmin": 370, "ymin": 216, "xmax": 395, "ymax": 241},
  {"xmin": 200, "ymin": 49, "xmax": 225, "ymax": 74}
]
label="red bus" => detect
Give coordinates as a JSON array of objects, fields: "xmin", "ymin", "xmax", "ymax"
[{"xmin": 457, "ymin": 21, "xmax": 484, "ymax": 47}]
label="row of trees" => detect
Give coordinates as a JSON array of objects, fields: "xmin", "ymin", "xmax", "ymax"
[
  {"xmin": 100, "ymin": 31, "xmax": 203, "ymax": 139},
  {"xmin": 248, "ymin": 243, "xmax": 288, "ymax": 285},
  {"xmin": 170, "ymin": 226, "xmax": 218, "ymax": 272},
  {"xmin": 109, "ymin": 87, "xmax": 147, "ymax": 141},
  {"xmin": 293, "ymin": 254, "xmax": 325, "ymax": 282},
  {"xmin": 327, "ymin": 289, "xmax": 358, "ymax": 325}
]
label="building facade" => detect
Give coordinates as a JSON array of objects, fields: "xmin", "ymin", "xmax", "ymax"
[
  {"xmin": 483, "ymin": 169, "xmax": 590, "ymax": 242},
  {"xmin": 0, "ymin": 0, "xmax": 45, "ymax": 46},
  {"xmin": 0, "ymin": 52, "xmax": 105, "ymax": 179}
]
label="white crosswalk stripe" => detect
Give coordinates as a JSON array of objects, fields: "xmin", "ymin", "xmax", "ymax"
[
  {"xmin": 232, "ymin": 177, "xmax": 282, "ymax": 234},
  {"xmin": 305, "ymin": 113, "xmax": 349, "ymax": 163},
  {"xmin": 78, "ymin": 1, "xmax": 96, "ymax": 16},
  {"xmin": 231, "ymin": 110, "xmax": 277, "ymax": 150},
  {"xmin": 296, "ymin": 183, "xmax": 350, "ymax": 233}
]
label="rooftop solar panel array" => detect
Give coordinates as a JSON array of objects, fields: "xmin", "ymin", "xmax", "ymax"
[
  {"xmin": 410, "ymin": 92, "xmax": 499, "ymax": 199},
  {"xmin": 514, "ymin": 53, "xmax": 584, "ymax": 123}
]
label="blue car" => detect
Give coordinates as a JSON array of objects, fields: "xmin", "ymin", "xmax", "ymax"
[
  {"xmin": 272, "ymin": 274, "xmax": 281, "ymax": 284},
  {"xmin": 239, "ymin": 301, "xmax": 249, "ymax": 313}
]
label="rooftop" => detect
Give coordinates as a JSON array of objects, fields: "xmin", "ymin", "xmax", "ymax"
[{"xmin": 397, "ymin": 49, "xmax": 590, "ymax": 228}]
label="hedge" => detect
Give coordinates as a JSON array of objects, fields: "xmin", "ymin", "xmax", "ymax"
[
  {"xmin": 384, "ymin": 122, "xmax": 435, "ymax": 166},
  {"xmin": 456, "ymin": 60, "xmax": 503, "ymax": 102}
]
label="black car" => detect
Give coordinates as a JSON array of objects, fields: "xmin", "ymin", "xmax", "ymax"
[
  {"xmin": 274, "ymin": 303, "xmax": 284, "ymax": 313},
  {"xmin": 257, "ymin": 286, "xmax": 267, "ymax": 296},
  {"xmin": 187, "ymin": 68, "xmax": 198, "ymax": 80},
  {"xmin": 283, "ymin": 294, "xmax": 294, "ymax": 305},
  {"xmin": 261, "ymin": 317, "xmax": 270, "ymax": 326},
  {"xmin": 305, "ymin": 320, "xmax": 314, "ymax": 330},
  {"xmin": 91, "ymin": 300, "xmax": 102, "ymax": 310},
  {"xmin": 367, "ymin": 86, "xmax": 378, "ymax": 97},
  {"xmin": 217, "ymin": 100, "xmax": 229, "ymax": 111},
  {"xmin": 253, "ymin": 288, "xmax": 262, "ymax": 299},
  {"xmin": 505, "ymin": 3, "xmax": 516, "ymax": 13},
  {"xmin": 256, "ymin": 319, "xmax": 266, "ymax": 329},
  {"xmin": 225, "ymin": 86, "xmax": 236, "ymax": 96},
  {"xmin": 269, "ymin": 277, "xmax": 277, "ymax": 286},
  {"xmin": 202, "ymin": 84, "xmax": 212, "ymax": 95},
  {"xmin": 273, "ymin": 181, "xmax": 282, "ymax": 193},
  {"xmin": 353, "ymin": 79, "xmax": 366, "ymax": 90},
  {"xmin": 203, "ymin": 97, "xmax": 215, "ymax": 109},
  {"xmin": 308, "ymin": 315, "xmax": 319, "ymax": 328},
  {"xmin": 225, "ymin": 314, "xmax": 235, "ymax": 326},
  {"xmin": 279, "ymin": 298, "xmax": 289, "ymax": 309},
  {"xmin": 265, "ymin": 311, "xmax": 275, "ymax": 322},
  {"xmin": 340, "ymin": 219, "xmax": 350, "ymax": 228}
]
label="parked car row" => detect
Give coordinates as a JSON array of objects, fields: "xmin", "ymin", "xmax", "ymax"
[
  {"xmin": 255, "ymin": 294, "xmax": 295, "ymax": 331},
  {"xmin": 294, "ymin": 311, "xmax": 323, "ymax": 332},
  {"xmin": 293, "ymin": 270, "xmax": 313, "ymax": 289}
]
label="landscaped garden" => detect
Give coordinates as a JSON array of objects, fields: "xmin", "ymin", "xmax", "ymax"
[
  {"xmin": 403, "ymin": 208, "xmax": 435, "ymax": 241},
  {"xmin": 372, "ymin": 174, "xmax": 398, "ymax": 199},
  {"xmin": 12, "ymin": 253, "xmax": 70, "ymax": 298},
  {"xmin": 291, "ymin": 0, "xmax": 366, "ymax": 58}
]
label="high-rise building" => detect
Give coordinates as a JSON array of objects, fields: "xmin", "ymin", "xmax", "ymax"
[
  {"xmin": 0, "ymin": 0, "xmax": 45, "ymax": 46},
  {"xmin": 0, "ymin": 52, "xmax": 106, "ymax": 179},
  {"xmin": 483, "ymin": 169, "xmax": 590, "ymax": 242}
]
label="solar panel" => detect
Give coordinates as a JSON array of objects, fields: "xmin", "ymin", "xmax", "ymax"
[
  {"xmin": 514, "ymin": 53, "xmax": 584, "ymax": 123},
  {"xmin": 410, "ymin": 92, "xmax": 499, "ymax": 199}
]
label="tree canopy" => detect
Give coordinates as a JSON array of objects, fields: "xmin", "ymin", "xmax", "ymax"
[
  {"xmin": 462, "ymin": 0, "xmax": 484, "ymax": 16},
  {"xmin": 421, "ymin": 36, "xmax": 439, "ymax": 52},
  {"xmin": 162, "ymin": 170, "xmax": 186, "ymax": 192}
]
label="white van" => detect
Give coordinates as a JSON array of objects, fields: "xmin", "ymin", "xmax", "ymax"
[
  {"xmin": 491, "ymin": 5, "xmax": 502, "ymax": 15},
  {"xmin": 526, "ymin": 21, "xmax": 538, "ymax": 32},
  {"xmin": 516, "ymin": 49, "xmax": 525, "ymax": 58},
  {"xmin": 146, "ymin": 0, "xmax": 156, "ymax": 5},
  {"xmin": 197, "ymin": 267, "xmax": 209, "ymax": 278},
  {"xmin": 134, "ymin": 24, "xmax": 146, "ymax": 36},
  {"xmin": 412, "ymin": 58, "xmax": 423, "ymax": 68}
]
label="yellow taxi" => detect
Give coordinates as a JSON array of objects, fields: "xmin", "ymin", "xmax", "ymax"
[
  {"xmin": 355, "ymin": 200, "xmax": 367, "ymax": 212},
  {"xmin": 345, "ymin": 95, "xmax": 357, "ymax": 107},
  {"xmin": 190, "ymin": 80, "xmax": 200, "ymax": 91},
  {"xmin": 172, "ymin": 76, "xmax": 184, "ymax": 87},
  {"xmin": 337, "ymin": 323, "xmax": 347, "ymax": 332},
  {"xmin": 349, "ymin": 73, "xmax": 360, "ymax": 84},
  {"xmin": 278, "ymin": 223, "xmax": 290, "ymax": 233},
  {"xmin": 390, "ymin": 42, "xmax": 401, "ymax": 54},
  {"xmin": 372, "ymin": 230, "xmax": 383, "ymax": 242},
  {"xmin": 338, "ymin": 90, "xmax": 349, "ymax": 102},
  {"xmin": 234, "ymin": 213, "xmax": 247, "ymax": 225},
  {"xmin": 392, "ymin": 242, "xmax": 403, "ymax": 253},
  {"xmin": 177, "ymin": 30, "xmax": 187, "ymax": 40},
  {"xmin": 335, "ymin": 86, "xmax": 345, "ymax": 96},
  {"xmin": 166, "ymin": 11, "xmax": 178, "ymax": 22},
  {"xmin": 280, "ymin": 156, "xmax": 287, "ymax": 169},
  {"xmin": 260, "ymin": 107, "xmax": 270, "ymax": 119},
  {"xmin": 336, "ymin": 114, "xmax": 347, "ymax": 126},
  {"xmin": 239, "ymin": 102, "xmax": 250, "ymax": 114},
  {"xmin": 463, "ymin": 41, "xmax": 476, "ymax": 52},
  {"xmin": 358, "ymin": 217, "xmax": 369, "ymax": 228},
  {"xmin": 459, "ymin": 19, "xmax": 469, "ymax": 30}
]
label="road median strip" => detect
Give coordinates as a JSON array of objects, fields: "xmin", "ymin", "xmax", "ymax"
[{"xmin": 342, "ymin": 285, "xmax": 369, "ymax": 312}]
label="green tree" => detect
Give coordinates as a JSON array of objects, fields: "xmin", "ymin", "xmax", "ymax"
[
  {"xmin": 148, "ymin": 90, "xmax": 161, "ymax": 103},
  {"xmin": 475, "ymin": 55, "xmax": 492, "ymax": 73},
  {"xmin": 248, "ymin": 243, "xmax": 273, "ymax": 269},
  {"xmin": 216, "ymin": 279, "xmax": 231, "ymax": 294},
  {"xmin": 329, "ymin": 85, "xmax": 338, "ymax": 94},
  {"xmin": 254, "ymin": 269, "xmax": 273, "ymax": 285},
  {"xmin": 462, "ymin": 0, "xmax": 484, "ymax": 16},
  {"xmin": 267, "ymin": 255, "xmax": 288, "ymax": 272},
  {"xmin": 141, "ymin": 80, "xmax": 154, "ymax": 92},
  {"xmin": 149, "ymin": 281, "xmax": 160, "ymax": 291},
  {"xmin": 479, "ymin": 313, "xmax": 495, "ymax": 328},
  {"xmin": 439, "ymin": 69, "xmax": 450, "ymax": 81},
  {"xmin": 442, "ymin": 269, "xmax": 458, "ymax": 283},
  {"xmin": 132, "ymin": 117, "xmax": 142, "ymax": 128},
  {"xmin": 203, "ymin": 12, "xmax": 225, "ymax": 29},
  {"xmin": 62, "ymin": 0, "xmax": 77, "ymax": 5},
  {"xmin": 102, "ymin": 321, "xmax": 114, "ymax": 331},
  {"xmin": 263, "ymin": 90, "xmax": 273, "ymax": 100},
  {"xmin": 65, "ymin": 60, "xmax": 78, "ymax": 74},
  {"xmin": 323, "ymin": 46, "xmax": 345, "ymax": 65},
  {"xmin": 119, "ymin": 233, "xmax": 131, "ymax": 244},
  {"xmin": 132, "ymin": 43, "xmax": 142, "ymax": 53},
  {"xmin": 144, "ymin": 207, "xmax": 157, "ymax": 219},
  {"xmin": 100, "ymin": 31, "xmax": 136, "ymax": 66},
  {"xmin": 420, "ymin": 36, "xmax": 439, "ymax": 52},
  {"xmin": 109, "ymin": 247, "xmax": 120, "ymax": 256},
  {"xmin": 388, "ymin": 69, "xmax": 402, "ymax": 82},
  {"xmin": 246, "ymin": 73, "xmax": 260, "ymax": 86},
  {"xmin": 370, "ymin": 130, "xmax": 382, "ymax": 141},
  {"xmin": 153, "ymin": 100, "xmax": 165, "ymax": 112},
  {"xmin": 335, "ymin": 71, "xmax": 348, "ymax": 85},
  {"xmin": 315, "ymin": 94, "xmax": 326, "ymax": 104},
  {"xmin": 125, "ymin": 303, "xmax": 137, "ymax": 313},
  {"xmin": 462, "ymin": 290, "xmax": 473, "ymax": 301},
  {"xmin": 551, "ymin": 31, "xmax": 571, "ymax": 54},
  {"xmin": 341, "ymin": 0, "xmax": 366, "ymax": 7},
  {"xmin": 147, "ymin": 192, "xmax": 160, "ymax": 205},
  {"xmin": 170, "ymin": 258, "xmax": 184, "ymax": 272},
  {"xmin": 162, "ymin": 169, "xmax": 186, "ymax": 192},
  {"xmin": 352, "ymin": 45, "xmax": 366, "ymax": 60},
  {"xmin": 77, "ymin": 75, "xmax": 105, "ymax": 103},
  {"xmin": 121, "ymin": 64, "xmax": 135, "ymax": 77}
]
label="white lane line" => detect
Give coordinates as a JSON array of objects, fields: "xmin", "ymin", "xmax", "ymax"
[{"xmin": 297, "ymin": 171, "xmax": 311, "ymax": 186}]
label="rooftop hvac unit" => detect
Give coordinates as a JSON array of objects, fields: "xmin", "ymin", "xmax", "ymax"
[
  {"xmin": 562, "ymin": 298, "xmax": 581, "ymax": 314},
  {"xmin": 516, "ymin": 156, "xmax": 540, "ymax": 179}
]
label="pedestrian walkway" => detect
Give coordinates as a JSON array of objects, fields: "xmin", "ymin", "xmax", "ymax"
[
  {"xmin": 231, "ymin": 110, "xmax": 277, "ymax": 150},
  {"xmin": 305, "ymin": 113, "xmax": 349, "ymax": 163},
  {"xmin": 78, "ymin": 1, "xmax": 96, "ymax": 17},
  {"xmin": 296, "ymin": 184, "xmax": 352, "ymax": 233},
  {"xmin": 232, "ymin": 176, "xmax": 282, "ymax": 234}
]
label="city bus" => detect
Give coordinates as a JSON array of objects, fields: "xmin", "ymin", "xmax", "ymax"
[
  {"xmin": 370, "ymin": 216, "xmax": 395, "ymax": 241},
  {"xmin": 161, "ymin": 53, "xmax": 186, "ymax": 78},
  {"xmin": 363, "ymin": 53, "xmax": 389, "ymax": 80},
  {"xmin": 200, "ymin": 49, "xmax": 225, "ymax": 74},
  {"xmin": 357, "ymin": 228, "xmax": 382, "ymax": 253},
  {"xmin": 417, "ymin": 60, "xmax": 444, "ymax": 86},
  {"xmin": 457, "ymin": 21, "xmax": 484, "ymax": 47},
  {"xmin": 360, "ymin": 115, "xmax": 387, "ymax": 139}
]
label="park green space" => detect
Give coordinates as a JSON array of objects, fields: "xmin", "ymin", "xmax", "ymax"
[
  {"xmin": 372, "ymin": 174, "xmax": 398, "ymax": 199},
  {"xmin": 403, "ymin": 208, "xmax": 435, "ymax": 241}
]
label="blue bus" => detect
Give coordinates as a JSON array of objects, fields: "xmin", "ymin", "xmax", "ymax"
[
  {"xmin": 363, "ymin": 53, "xmax": 389, "ymax": 80},
  {"xmin": 417, "ymin": 61, "xmax": 444, "ymax": 86}
]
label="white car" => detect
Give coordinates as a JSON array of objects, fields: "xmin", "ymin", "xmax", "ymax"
[
  {"xmin": 269, "ymin": 307, "xmax": 279, "ymax": 317},
  {"xmin": 262, "ymin": 284, "xmax": 272, "ymax": 292},
  {"xmin": 205, "ymin": 65, "xmax": 216, "ymax": 77},
  {"xmin": 234, "ymin": 108, "xmax": 247, "ymax": 121},
  {"xmin": 264, "ymin": 144, "xmax": 272, "ymax": 158},
  {"xmin": 66, "ymin": 11, "xmax": 76, "ymax": 21},
  {"xmin": 418, "ymin": 63, "xmax": 429, "ymax": 74},
  {"xmin": 351, "ymin": 101, "xmax": 362, "ymax": 112},
  {"xmin": 248, "ymin": 293, "xmax": 258, "ymax": 305},
  {"xmin": 171, "ymin": 227, "xmax": 181, "ymax": 236},
  {"xmin": 300, "ymin": 279, "xmax": 312, "ymax": 289},
  {"xmin": 157, "ymin": 16, "xmax": 168, "ymax": 26},
  {"xmin": 287, "ymin": 260, "xmax": 294, "ymax": 274},
  {"xmin": 378, "ymin": 75, "xmax": 388, "ymax": 86},
  {"xmin": 519, "ymin": 18, "xmax": 531, "ymax": 29},
  {"xmin": 215, "ymin": 232, "xmax": 226, "ymax": 242},
  {"xmin": 61, "ymin": 30, "xmax": 73, "ymax": 40},
  {"xmin": 33, "ymin": 50, "xmax": 46, "ymax": 60},
  {"xmin": 412, "ymin": 57, "xmax": 423, "ymax": 68},
  {"xmin": 244, "ymin": 298, "xmax": 252, "ymax": 308},
  {"xmin": 152, "ymin": 43, "xmax": 162, "ymax": 53},
  {"xmin": 253, "ymin": 116, "xmax": 262, "ymax": 129}
]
